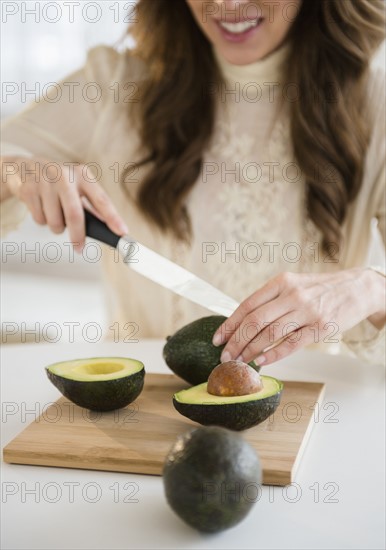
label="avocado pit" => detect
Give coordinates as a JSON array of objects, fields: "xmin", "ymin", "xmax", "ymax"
[{"xmin": 207, "ymin": 360, "xmax": 263, "ymax": 397}]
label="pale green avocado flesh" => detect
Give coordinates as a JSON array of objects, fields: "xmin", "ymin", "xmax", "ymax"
[
  {"xmin": 174, "ymin": 375, "xmax": 283, "ymax": 405},
  {"xmin": 47, "ymin": 357, "xmax": 143, "ymax": 382}
]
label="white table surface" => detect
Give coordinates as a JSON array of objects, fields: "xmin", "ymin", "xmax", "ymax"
[{"xmin": 1, "ymin": 341, "xmax": 385, "ymax": 550}]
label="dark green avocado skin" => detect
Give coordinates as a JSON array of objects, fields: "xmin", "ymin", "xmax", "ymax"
[
  {"xmin": 163, "ymin": 426, "xmax": 261, "ymax": 533},
  {"xmin": 173, "ymin": 391, "xmax": 282, "ymax": 431},
  {"xmin": 163, "ymin": 315, "xmax": 260, "ymax": 385},
  {"xmin": 46, "ymin": 368, "xmax": 145, "ymax": 412}
]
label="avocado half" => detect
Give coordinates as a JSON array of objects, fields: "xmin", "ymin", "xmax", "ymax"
[
  {"xmin": 163, "ymin": 426, "xmax": 261, "ymax": 533},
  {"xmin": 163, "ymin": 315, "xmax": 260, "ymax": 385},
  {"xmin": 173, "ymin": 375, "xmax": 283, "ymax": 431},
  {"xmin": 46, "ymin": 357, "xmax": 145, "ymax": 411}
]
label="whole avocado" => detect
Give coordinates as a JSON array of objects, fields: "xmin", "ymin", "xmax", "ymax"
[
  {"xmin": 163, "ymin": 426, "xmax": 261, "ymax": 533},
  {"xmin": 163, "ymin": 315, "xmax": 260, "ymax": 385}
]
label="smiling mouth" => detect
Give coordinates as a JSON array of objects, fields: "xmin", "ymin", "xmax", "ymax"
[{"xmin": 218, "ymin": 18, "xmax": 263, "ymax": 35}]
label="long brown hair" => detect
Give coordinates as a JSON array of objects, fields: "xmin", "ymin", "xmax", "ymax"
[{"xmin": 125, "ymin": 0, "xmax": 385, "ymax": 251}]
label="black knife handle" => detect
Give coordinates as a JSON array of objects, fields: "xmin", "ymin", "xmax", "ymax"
[{"xmin": 84, "ymin": 210, "xmax": 121, "ymax": 249}]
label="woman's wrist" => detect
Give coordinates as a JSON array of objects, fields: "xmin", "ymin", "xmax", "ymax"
[
  {"xmin": 365, "ymin": 267, "xmax": 386, "ymax": 330},
  {"xmin": 0, "ymin": 182, "xmax": 12, "ymax": 202},
  {"xmin": 0, "ymin": 156, "xmax": 18, "ymax": 202}
]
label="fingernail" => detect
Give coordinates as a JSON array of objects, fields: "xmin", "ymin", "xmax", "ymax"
[
  {"xmin": 221, "ymin": 350, "xmax": 232, "ymax": 363},
  {"xmin": 236, "ymin": 355, "xmax": 243, "ymax": 362},
  {"xmin": 256, "ymin": 355, "xmax": 266, "ymax": 365},
  {"xmin": 212, "ymin": 333, "xmax": 223, "ymax": 346}
]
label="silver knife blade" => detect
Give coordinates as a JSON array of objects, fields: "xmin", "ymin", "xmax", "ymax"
[{"xmin": 118, "ymin": 236, "xmax": 239, "ymax": 317}]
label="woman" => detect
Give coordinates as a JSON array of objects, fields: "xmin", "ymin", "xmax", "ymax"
[{"xmin": 1, "ymin": 0, "xmax": 385, "ymax": 365}]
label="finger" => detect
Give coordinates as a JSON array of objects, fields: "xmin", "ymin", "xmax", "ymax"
[
  {"xmin": 80, "ymin": 179, "xmax": 128, "ymax": 235},
  {"xmin": 219, "ymin": 298, "xmax": 295, "ymax": 362},
  {"xmin": 253, "ymin": 326, "xmax": 316, "ymax": 366},
  {"xmin": 39, "ymin": 162, "xmax": 65, "ymax": 234},
  {"xmin": 24, "ymin": 192, "xmax": 46, "ymax": 225},
  {"xmin": 213, "ymin": 279, "xmax": 281, "ymax": 347},
  {"xmin": 58, "ymin": 183, "xmax": 85, "ymax": 251},
  {"xmin": 235, "ymin": 312, "xmax": 305, "ymax": 364},
  {"xmin": 17, "ymin": 175, "xmax": 46, "ymax": 225},
  {"xmin": 40, "ymin": 184, "xmax": 65, "ymax": 234}
]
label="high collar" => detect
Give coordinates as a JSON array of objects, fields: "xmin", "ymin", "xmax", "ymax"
[{"xmin": 213, "ymin": 43, "xmax": 289, "ymax": 84}]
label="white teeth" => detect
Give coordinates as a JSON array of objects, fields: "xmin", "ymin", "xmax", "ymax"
[{"xmin": 219, "ymin": 19, "xmax": 260, "ymax": 34}]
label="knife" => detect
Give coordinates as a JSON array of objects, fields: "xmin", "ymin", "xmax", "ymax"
[{"xmin": 84, "ymin": 210, "xmax": 239, "ymax": 317}]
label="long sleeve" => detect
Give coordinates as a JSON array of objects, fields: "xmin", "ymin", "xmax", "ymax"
[
  {"xmin": 341, "ymin": 180, "xmax": 385, "ymax": 365},
  {"xmin": 1, "ymin": 46, "xmax": 122, "ymax": 236},
  {"xmin": 341, "ymin": 64, "xmax": 386, "ymax": 366}
]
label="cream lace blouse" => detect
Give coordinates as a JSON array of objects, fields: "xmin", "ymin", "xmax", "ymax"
[{"xmin": 1, "ymin": 45, "xmax": 385, "ymax": 364}]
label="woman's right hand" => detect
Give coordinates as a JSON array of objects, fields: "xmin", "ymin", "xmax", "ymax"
[{"xmin": 1, "ymin": 156, "xmax": 128, "ymax": 252}]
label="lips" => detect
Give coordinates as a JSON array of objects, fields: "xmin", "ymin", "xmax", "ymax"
[{"xmin": 214, "ymin": 16, "xmax": 264, "ymax": 44}]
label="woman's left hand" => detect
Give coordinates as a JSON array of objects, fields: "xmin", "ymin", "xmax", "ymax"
[{"xmin": 212, "ymin": 268, "xmax": 385, "ymax": 366}]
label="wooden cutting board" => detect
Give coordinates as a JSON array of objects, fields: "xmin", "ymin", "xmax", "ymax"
[{"xmin": 3, "ymin": 374, "xmax": 325, "ymax": 486}]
